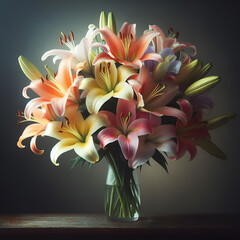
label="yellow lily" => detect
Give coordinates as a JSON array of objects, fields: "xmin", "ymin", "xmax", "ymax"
[
  {"xmin": 43, "ymin": 105, "xmax": 108, "ymax": 166},
  {"xmin": 79, "ymin": 61, "xmax": 136, "ymax": 114}
]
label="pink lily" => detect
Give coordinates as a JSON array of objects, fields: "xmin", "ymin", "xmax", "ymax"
[
  {"xmin": 128, "ymin": 66, "xmax": 187, "ymax": 124},
  {"xmin": 23, "ymin": 58, "xmax": 82, "ymax": 118},
  {"xmin": 17, "ymin": 105, "xmax": 57, "ymax": 155},
  {"xmin": 176, "ymin": 99, "xmax": 210, "ymax": 160},
  {"xmin": 98, "ymin": 99, "xmax": 152, "ymax": 165},
  {"xmin": 93, "ymin": 22, "xmax": 162, "ymax": 68},
  {"xmin": 131, "ymin": 112, "xmax": 177, "ymax": 169},
  {"xmin": 149, "ymin": 25, "xmax": 197, "ymax": 59}
]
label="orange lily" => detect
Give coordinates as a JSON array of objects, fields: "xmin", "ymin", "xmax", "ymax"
[
  {"xmin": 17, "ymin": 105, "xmax": 57, "ymax": 155},
  {"xmin": 23, "ymin": 58, "xmax": 82, "ymax": 118},
  {"xmin": 93, "ymin": 22, "xmax": 162, "ymax": 68}
]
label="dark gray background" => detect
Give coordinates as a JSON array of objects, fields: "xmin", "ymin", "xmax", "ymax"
[{"xmin": 0, "ymin": 0, "xmax": 239, "ymax": 215}]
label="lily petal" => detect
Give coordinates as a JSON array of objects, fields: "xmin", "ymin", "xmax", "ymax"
[
  {"xmin": 147, "ymin": 106, "xmax": 187, "ymax": 125},
  {"xmin": 92, "ymin": 51, "xmax": 116, "ymax": 65},
  {"xmin": 177, "ymin": 98, "xmax": 193, "ymax": 122},
  {"xmin": 55, "ymin": 58, "xmax": 73, "ymax": 90},
  {"xmin": 128, "ymin": 118, "xmax": 152, "ymax": 136},
  {"xmin": 30, "ymin": 133, "xmax": 44, "ymax": 155},
  {"xmin": 118, "ymin": 132, "xmax": 139, "ymax": 161},
  {"xmin": 84, "ymin": 113, "xmax": 109, "ymax": 136},
  {"xmin": 140, "ymin": 52, "xmax": 162, "ymax": 62},
  {"xmin": 74, "ymin": 135, "xmax": 99, "ymax": 163},
  {"xmin": 43, "ymin": 121, "xmax": 75, "ymax": 140},
  {"xmin": 17, "ymin": 123, "xmax": 43, "ymax": 148},
  {"xmin": 151, "ymin": 125, "xmax": 176, "ymax": 143},
  {"xmin": 117, "ymin": 65, "xmax": 137, "ymax": 83},
  {"xmin": 113, "ymin": 82, "xmax": 133, "ymax": 101},
  {"xmin": 131, "ymin": 137, "xmax": 155, "ymax": 169},
  {"xmin": 99, "ymin": 111, "xmax": 117, "ymax": 126},
  {"xmin": 156, "ymin": 140, "xmax": 177, "ymax": 160},
  {"xmin": 41, "ymin": 49, "xmax": 73, "ymax": 63},
  {"xmin": 116, "ymin": 99, "xmax": 136, "ymax": 126},
  {"xmin": 86, "ymin": 88, "xmax": 114, "ymax": 114},
  {"xmin": 50, "ymin": 138, "xmax": 78, "ymax": 166},
  {"xmin": 24, "ymin": 98, "xmax": 50, "ymax": 119},
  {"xmin": 98, "ymin": 127, "xmax": 121, "ymax": 148},
  {"xmin": 128, "ymin": 31, "xmax": 159, "ymax": 61},
  {"xmin": 22, "ymin": 79, "xmax": 63, "ymax": 99},
  {"xmin": 119, "ymin": 22, "xmax": 136, "ymax": 41},
  {"xmin": 99, "ymin": 26, "xmax": 125, "ymax": 59}
]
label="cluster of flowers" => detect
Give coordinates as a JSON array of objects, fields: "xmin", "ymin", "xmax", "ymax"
[{"xmin": 17, "ymin": 12, "xmax": 234, "ymax": 170}]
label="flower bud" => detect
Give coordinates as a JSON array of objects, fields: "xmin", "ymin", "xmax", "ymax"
[
  {"xmin": 99, "ymin": 11, "xmax": 107, "ymax": 29},
  {"xmin": 18, "ymin": 56, "xmax": 42, "ymax": 81},
  {"xmin": 108, "ymin": 12, "xmax": 117, "ymax": 34},
  {"xmin": 197, "ymin": 138, "xmax": 226, "ymax": 160},
  {"xmin": 204, "ymin": 113, "xmax": 236, "ymax": 130},
  {"xmin": 175, "ymin": 59, "xmax": 200, "ymax": 84},
  {"xmin": 184, "ymin": 76, "xmax": 220, "ymax": 97}
]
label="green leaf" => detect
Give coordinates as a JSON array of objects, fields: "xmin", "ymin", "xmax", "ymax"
[
  {"xmin": 204, "ymin": 113, "xmax": 236, "ymax": 130},
  {"xmin": 197, "ymin": 138, "xmax": 226, "ymax": 160},
  {"xmin": 18, "ymin": 55, "xmax": 42, "ymax": 81},
  {"xmin": 98, "ymin": 148, "xmax": 106, "ymax": 161},
  {"xmin": 184, "ymin": 76, "xmax": 220, "ymax": 97},
  {"xmin": 152, "ymin": 150, "xmax": 168, "ymax": 173},
  {"xmin": 70, "ymin": 156, "xmax": 86, "ymax": 169}
]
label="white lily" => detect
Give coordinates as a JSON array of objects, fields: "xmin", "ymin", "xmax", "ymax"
[{"xmin": 41, "ymin": 26, "xmax": 107, "ymax": 75}]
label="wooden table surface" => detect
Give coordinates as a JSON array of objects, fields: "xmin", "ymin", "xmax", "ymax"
[{"xmin": 0, "ymin": 214, "xmax": 240, "ymax": 239}]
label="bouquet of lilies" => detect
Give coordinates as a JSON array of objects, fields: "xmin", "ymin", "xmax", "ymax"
[{"xmin": 17, "ymin": 11, "xmax": 235, "ymax": 220}]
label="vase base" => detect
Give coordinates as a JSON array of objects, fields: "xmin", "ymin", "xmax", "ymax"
[{"xmin": 106, "ymin": 215, "xmax": 139, "ymax": 222}]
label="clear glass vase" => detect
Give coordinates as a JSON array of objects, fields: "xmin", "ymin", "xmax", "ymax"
[{"xmin": 104, "ymin": 145, "xmax": 141, "ymax": 222}]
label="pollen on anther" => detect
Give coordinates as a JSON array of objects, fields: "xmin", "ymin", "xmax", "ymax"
[
  {"xmin": 175, "ymin": 32, "xmax": 179, "ymax": 39},
  {"xmin": 170, "ymin": 27, "xmax": 173, "ymax": 32},
  {"xmin": 119, "ymin": 32, "xmax": 122, "ymax": 39},
  {"xmin": 107, "ymin": 62, "xmax": 111, "ymax": 69},
  {"xmin": 99, "ymin": 63, "xmax": 102, "ymax": 72},
  {"xmin": 70, "ymin": 30, "xmax": 74, "ymax": 41},
  {"xmin": 64, "ymin": 116, "xmax": 70, "ymax": 126},
  {"xmin": 68, "ymin": 34, "xmax": 71, "ymax": 42},
  {"xmin": 59, "ymin": 37, "xmax": 63, "ymax": 46},
  {"xmin": 41, "ymin": 77, "xmax": 44, "ymax": 83},
  {"xmin": 58, "ymin": 130, "xmax": 63, "ymax": 133},
  {"xmin": 63, "ymin": 33, "xmax": 67, "ymax": 43},
  {"xmin": 45, "ymin": 74, "xmax": 48, "ymax": 80}
]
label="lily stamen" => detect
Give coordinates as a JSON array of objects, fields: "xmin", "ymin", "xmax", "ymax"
[
  {"xmin": 59, "ymin": 37, "xmax": 63, "ymax": 46},
  {"xmin": 70, "ymin": 30, "xmax": 74, "ymax": 41},
  {"xmin": 145, "ymin": 84, "xmax": 165, "ymax": 104},
  {"xmin": 99, "ymin": 62, "xmax": 112, "ymax": 92},
  {"xmin": 120, "ymin": 111, "xmax": 132, "ymax": 135},
  {"xmin": 64, "ymin": 116, "xmax": 70, "ymax": 126}
]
